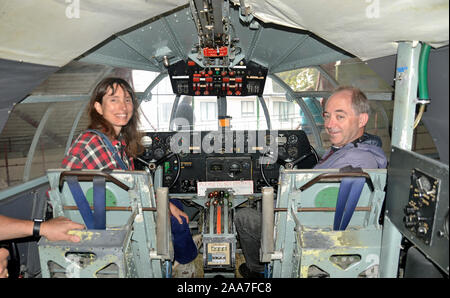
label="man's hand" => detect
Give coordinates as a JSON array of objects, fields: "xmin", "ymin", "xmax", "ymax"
[
  {"xmin": 40, "ymin": 217, "xmax": 85, "ymax": 242},
  {"xmin": 169, "ymin": 202, "xmax": 189, "ymax": 225},
  {"xmin": 0, "ymin": 248, "xmax": 9, "ymax": 278}
]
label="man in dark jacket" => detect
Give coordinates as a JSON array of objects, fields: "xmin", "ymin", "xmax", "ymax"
[{"xmin": 236, "ymin": 86, "xmax": 387, "ymax": 278}]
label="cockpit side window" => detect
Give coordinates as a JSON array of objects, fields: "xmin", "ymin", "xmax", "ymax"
[{"xmin": 0, "ymin": 100, "xmax": 87, "ymax": 190}]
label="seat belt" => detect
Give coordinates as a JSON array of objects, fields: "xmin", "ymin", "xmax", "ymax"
[
  {"xmin": 87, "ymin": 129, "xmax": 128, "ymax": 170},
  {"xmin": 65, "ymin": 175, "xmax": 106, "ymax": 230},
  {"xmin": 93, "ymin": 176, "xmax": 106, "ymax": 229},
  {"xmin": 333, "ymin": 177, "xmax": 365, "ymax": 230}
]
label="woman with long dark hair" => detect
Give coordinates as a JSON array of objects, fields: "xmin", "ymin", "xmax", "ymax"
[
  {"xmin": 62, "ymin": 77, "xmax": 142, "ymax": 169},
  {"xmin": 62, "ymin": 77, "xmax": 198, "ymax": 277}
]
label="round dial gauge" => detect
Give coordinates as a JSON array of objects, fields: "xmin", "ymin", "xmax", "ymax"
[
  {"xmin": 141, "ymin": 136, "xmax": 152, "ymax": 147},
  {"xmin": 287, "ymin": 146, "xmax": 298, "ymax": 158},
  {"xmin": 153, "ymin": 148, "xmax": 165, "ymax": 160},
  {"xmin": 288, "ymin": 134, "xmax": 298, "ymax": 145}
]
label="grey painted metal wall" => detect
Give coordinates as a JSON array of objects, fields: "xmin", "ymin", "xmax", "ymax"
[{"xmin": 367, "ymin": 46, "xmax": 449, "ymax": 164}]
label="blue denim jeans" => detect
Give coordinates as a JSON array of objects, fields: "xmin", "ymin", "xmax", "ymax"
[{"xmin": 170, "ymin": 199, "xmax": 197, "ymax": 264}]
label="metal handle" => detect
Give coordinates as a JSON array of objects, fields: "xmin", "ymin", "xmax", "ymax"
[
  {"xmin": 299, "ymin": 172, "xmax": 374, "ymax": 192},
  {"xmin": 59, "ymin": 170, "xmax": 130, "ymax": 192},
  {"xmin": 260, "ymin": 187, "xmax": 274, "ymax": 263},
  {"xmin": 156, "ymin": 187, "xmax": 171, "ymax": 260}
]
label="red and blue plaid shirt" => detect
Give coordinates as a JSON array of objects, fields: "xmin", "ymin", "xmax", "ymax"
[{"xmin": 61, "ymin": 131, "xmax": 134, "ymax": 170}]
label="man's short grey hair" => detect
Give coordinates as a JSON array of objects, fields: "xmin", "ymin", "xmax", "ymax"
[{"xmin": 325, "ymin": 86, "xmax": 371, "ymax": 115}]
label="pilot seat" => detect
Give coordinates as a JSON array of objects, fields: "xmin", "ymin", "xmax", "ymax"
[{"xmin": 38, "ymin": 169, "xmax": 169, "ymax": 278}]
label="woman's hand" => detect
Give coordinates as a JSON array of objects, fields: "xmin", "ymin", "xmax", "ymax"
[{"xmin": 169, "ymin": 203, "xmax": 189, "ymax": 224}]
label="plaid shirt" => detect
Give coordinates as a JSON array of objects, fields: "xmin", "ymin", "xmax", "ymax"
[{"xmin": 61, "ymin": 131, "xmax": 134, "ymax": 170}]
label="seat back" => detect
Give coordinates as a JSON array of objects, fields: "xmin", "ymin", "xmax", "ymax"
[
  {"xmin": 271, "ymin": 168, "xmax": 387, "ymax": 278},
  {"xmin": 40, "ymin": 169, "xmax": 163, "ymax": 278},
  {"xmin": 48, "ymin": 169, "xmax": 139, "ymax": 228},
  {"xmin": 279, "ymin": 169, "xmax": 386, "ymax": 229}
]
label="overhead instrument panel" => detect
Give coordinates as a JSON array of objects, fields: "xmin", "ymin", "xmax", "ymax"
[
  {"xmin": 189, "ymin": 0, "xmax": 242, "ymax": 68},
  {"xmin": 168, "ymin": 59, "xmax": 268, "ymax": 96},
  {"xmin": 169, "ymin": 0, "xmax": 268, "ymax": 96}
]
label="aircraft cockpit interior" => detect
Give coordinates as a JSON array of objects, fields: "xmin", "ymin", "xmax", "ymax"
[{"xmin": 0, "ymin": 0, "xmax": 448, "ymax": 281}]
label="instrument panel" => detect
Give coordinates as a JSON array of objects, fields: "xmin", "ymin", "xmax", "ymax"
[
  {"xmin": 386, "ymin": 147, "xmax": 449, "ymax": 275},
  {"xmin": 135, "ymin": 130, "xmax": 318, "ymax": 193}
]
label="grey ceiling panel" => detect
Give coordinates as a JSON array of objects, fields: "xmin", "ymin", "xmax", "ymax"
[
  {"xmin": 78, "ymin": 3, "xmax": 350, "ymax": 74},
  {"xmin": 0, "ymin": 58, "xmax": 59, "ymax": 133},
  {"xmin": 79, "ymin": 37, "xmax": 161, "ymax": 72},
  {"xmin": 271, "ymin": 35, "xmax": 351, "ymax": 73},
  {"xmin": 162, "ymin": 7, "xmax": 198, "ymax": 61}
]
